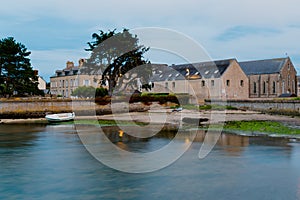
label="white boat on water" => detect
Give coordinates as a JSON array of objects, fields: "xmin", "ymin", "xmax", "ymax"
[{"xmin": 45, "ymin": 112, "xmax": 75, "ymax": 122}]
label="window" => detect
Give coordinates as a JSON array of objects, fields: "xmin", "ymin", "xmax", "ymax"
[
  {"xmin": 253, "ymin": 82, "xmax": 257, "ymax": 94},
  {"xmin": 201, "ymin": 80, "xmax": 205, "ymax": 87},
  {"xmin": 66, "ymin": 80, "xmax": 68, "ymax": 87},
  {"xmin": 165, "ymin": 82, "xmax": 168, "ymax": 88},
  {"xmin": 211, "ymin": 80, "xmax": 214, "ymax": 87},
  {"xmin": 75, "ymin": 79, "xmax": 78, "ymax": 87},
  {"xmin": 288, "ymin": 75, "xmax": 290, "ymax": 87},
  {"xmin": 226, "ymin": 80, "xmax": 230, "ymax": 87},
  {"xmin": 263, "ymin": 82, "xmax": 266, "ymax": 94},
  {"xmin": 84, "ymin": 80, "xmax": 90, "ymax": 86},
  {"xmin": 240, "ymin": 80, "xmax": 244, "ymax": 87},
  {"xmin": 172, "ymin": 82, "xmax": 175, "ymax": 89},
  {"xmin": 272, "ymin": 81, "xmax": 276, "ymax": 94}
]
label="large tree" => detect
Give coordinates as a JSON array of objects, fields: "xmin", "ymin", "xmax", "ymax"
[
  {"xmin": 0, "ymin": 37, "xmax": 40, "ymax": 97},
  {"xmin": 82, "ymin": 29, "xmax": 151, "ymax": 96}
]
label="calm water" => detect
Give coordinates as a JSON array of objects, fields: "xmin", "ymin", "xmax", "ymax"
[{"xmin": 1, "ymin": 124, "xmax": 300, "ymax": 200}]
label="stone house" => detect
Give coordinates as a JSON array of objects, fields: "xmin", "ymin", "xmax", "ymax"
[
  {"xmin": 151, "ymin": 59, "xmax": 249, "ymax": 100},
  {"xmin": 239, "ymin": 57, "xmax": 297, "ymax": 98},
  {"xmin": 50, "ymin": 59, "xmax": 102, "ymax": 98}
]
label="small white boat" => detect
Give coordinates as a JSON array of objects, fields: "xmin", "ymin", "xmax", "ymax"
[
  {"xmin": 45, "ymin": 112, "xmax": 75, "ymax": 122},
  {"xmin": 172, "ymin": 107, "xmax": 183, "ymax": 112}
]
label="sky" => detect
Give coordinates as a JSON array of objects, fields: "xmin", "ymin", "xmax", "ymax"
[{"xmin": 1, "ymin": 0, "xmax": 300, "ymax": 82}]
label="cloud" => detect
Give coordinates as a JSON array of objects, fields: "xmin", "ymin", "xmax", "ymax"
[
  {"xmin": 215, "ymin": 26, "xmax": 281, "ymax": 41},
  {"xmin": 1, "ymin": 0, "xmax": 300, "ymax": 79}
]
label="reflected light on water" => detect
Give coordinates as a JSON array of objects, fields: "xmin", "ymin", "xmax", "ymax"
[{"xmin": 119, "ymin": 130, "xmax": 124, "ymax": 138}]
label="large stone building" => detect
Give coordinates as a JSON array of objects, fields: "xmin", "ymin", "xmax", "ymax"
[
  {"xmin": 151, "ymin": 59, "xmax": 249, "ymax": 100},
  {"xmin": 151, "ymin": 57, "xmax": 297, "ymax": 100},
  {"xmin": 239, "ymin": 57, "xmax": 297, "ymax": 98},
  {"xmin": 50, "ymin": 59, "xmax": 101, "ymax": 97}
]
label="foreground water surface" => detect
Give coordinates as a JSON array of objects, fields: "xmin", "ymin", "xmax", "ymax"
[{"xmin": 1, "ymin": 124, "xmax": 300, "ymax": 199}]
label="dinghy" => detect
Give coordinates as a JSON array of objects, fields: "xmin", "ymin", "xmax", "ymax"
[{"xmin": 45, "ymin": 112, "xmax": 75, "ymax": 122}]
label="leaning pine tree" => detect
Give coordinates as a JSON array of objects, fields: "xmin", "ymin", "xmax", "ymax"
[{"xmin": 81, "ymin": 29, "xmax": 151, "ymax": 96}]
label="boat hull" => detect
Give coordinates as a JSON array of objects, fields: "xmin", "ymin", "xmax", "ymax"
[{"xmin": 45, "ymin": 112, "xmax": 75, "ymax": 122}]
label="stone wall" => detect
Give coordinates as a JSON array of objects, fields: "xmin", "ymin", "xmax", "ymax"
[
  {"xmin": 206, "ymin": 99, "xmax": 300, "ymax": 115},
  {"xmin": 0, "ymin": 99, "xmax": 149, "ymax": 119}
]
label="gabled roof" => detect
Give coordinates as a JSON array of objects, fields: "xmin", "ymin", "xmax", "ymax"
[
  {"xmin": 239, "ymin": 57, "xmax": 288, "ymax": 75},
  {"xmin": 151, "ymin": 59, "xmax": 234, "ymax": 82}
]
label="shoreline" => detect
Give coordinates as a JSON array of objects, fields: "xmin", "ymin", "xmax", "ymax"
[
  {"xmin": 1, "ymin": 109, "xmax": 300, "ymax": 126},
  {"xmin": 1, "ymin": 109, "xmax": 300, "ymax": 137}
]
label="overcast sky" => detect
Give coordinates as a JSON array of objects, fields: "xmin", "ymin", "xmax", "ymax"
[{"xmin": 1, "ymin": 0, "xmax": 300, "ymax": 81}]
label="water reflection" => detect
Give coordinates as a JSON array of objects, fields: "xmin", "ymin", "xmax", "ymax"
[
  {"xmin": 78, "ymin": 124, "xmax": 294, "ymax": 157},
  {"xmin": 0, "ymin": 124, "xmax": 299, "ymax": 199},
  {"xmin": 0, "ymin": 124, "xmax": 46, "ymax": 148}
]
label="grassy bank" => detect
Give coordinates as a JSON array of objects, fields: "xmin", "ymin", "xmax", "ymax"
[{"xmin": 221, "ymin": 120, "xmax": 300, "ymax": 135}]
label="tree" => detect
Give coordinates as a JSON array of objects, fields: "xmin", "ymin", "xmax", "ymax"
[
  {"xmin": 0, "ymin": 37, "xmax": 40, "ymax": 97},
  {"xmin": 82, "ymin": 29, "xmax": 151, "ymax": 96},
  {"xmin": 71, "ymin": 86, "xmax": 96, "ymax": 98}
]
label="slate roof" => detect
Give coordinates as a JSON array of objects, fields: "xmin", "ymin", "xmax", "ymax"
[
  {"xmin": 151, "ymin": 59, "xmax": 234, "ymax": 82},
  {"xmin": 239, "ymin": 57, "xmax": 288, "ymax": 75}
]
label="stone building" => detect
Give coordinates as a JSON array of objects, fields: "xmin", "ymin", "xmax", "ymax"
[
  {"xmin": 50, "ymin": 59, "xmax": 101, "ymax": 97},
  {"xmin": 297, "ymin": 76, "xmax": 300, "ymax": 97},
  {"xmin": 239, "ymin": 57, "xmax": 297, "ymax": 98},
  {"xmin": 151, "ymin": 59, "xmax": 249, "ymax": 100}
]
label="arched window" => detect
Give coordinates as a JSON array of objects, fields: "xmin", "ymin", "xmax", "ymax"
[{"xmin": 272, "ymin": 81, "xmax": 276, "ymax": 94}]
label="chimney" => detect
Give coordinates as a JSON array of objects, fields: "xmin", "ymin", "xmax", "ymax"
[
  {"xmin": 33, "ymin": 70, "xmax": 38, "ymax": 76},
  {"xmin": 66, "ymin": 61, "xmax": 74, "ymax": 69},
  {"xmin": 79, "ymin": 58, "xmax": 85, "ymax": 68}
]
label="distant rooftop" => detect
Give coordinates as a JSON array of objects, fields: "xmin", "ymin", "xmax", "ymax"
[
  {"xmin": 239, "ymin": 57, "xmax": 289, "ymax": 75},
  {"xmin": 151, "ymin": 59, "xmax": 234, "ymax": 82}
]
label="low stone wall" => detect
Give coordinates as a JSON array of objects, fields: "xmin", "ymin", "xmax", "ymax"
[
  {"xmin": 0, "ymin": 99, "xmax": 150, "ymax": 119},
  {"xmin": 206, "ymin": 99, "xmax": 300, "ymax": 115}
]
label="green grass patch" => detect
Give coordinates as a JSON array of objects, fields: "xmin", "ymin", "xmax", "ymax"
[
  {"xmin": 223, "ymin": 120, "xmax": 300, "ymax": 135},
  {"xmin": 199, "ymin": 104, "xmax": 238, "ymax": 111}
]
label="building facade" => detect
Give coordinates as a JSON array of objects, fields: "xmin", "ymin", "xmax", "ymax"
[
  {"xmin": 151, "ymin": 57, "xmax": 297, "ymax": 100},
  {"xmin": 50, "ymin": 59, "xmax": 101, "ymax": 97},
  {"xmin": 239, "ymin": 57, "xmax": 297, "ymax": 98},
  {"xmin": 151, "ymin": 59, "xmax": 249, "ymax": 100}
]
